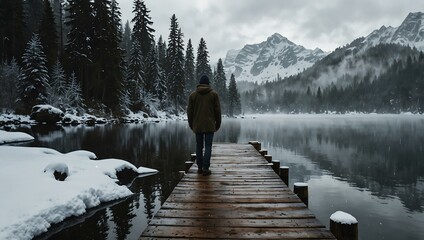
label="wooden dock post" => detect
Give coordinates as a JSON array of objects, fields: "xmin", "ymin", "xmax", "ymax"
[
  {"xmin": 279, "ymin": 166, "xmax": 289, "ymax": 185},
  {"xmin": 271, "ymin": 159, "xmax": 280, "ymax": 173},
  {"xmin": 294, "ymin": 182, "xmax": 308, "ymax": 206},
  {"xmin": 185, "ymin": 161, "xmax": 194, "ymax": 173},
  {"xmin": 330, "ymin": 211, "xmax": 358, "ymax": 240},
  {"xmin": 259, "ymin": 149, "xmax": 268, "ymax": 156},
  {"xmin": 178, "ymin": 170, "xmax": 185, "ymax": 179},
  {"xmin": 264, "ymin": 154, "xmax": 272, "ymax": 163},
  {"xmin": 248, "ymin": 141, "xmax": 261, "ymax": 151}
]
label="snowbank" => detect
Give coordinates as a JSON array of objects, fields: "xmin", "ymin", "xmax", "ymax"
[
  {"xmin": 0, "ymin": 130, "xmax": 34, "ymax": 144},
  {"xmin": 0, "ymin": 146, "xmax": 158, "ymax": 239}
]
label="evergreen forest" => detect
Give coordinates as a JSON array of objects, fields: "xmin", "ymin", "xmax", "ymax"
[
  {"xmin": 0, "ymin": 0, "xmax": 242, "ymax": 117},
  {"xmin": 242, "ymin": 43, "xmax": 424, "ymax": 114}
]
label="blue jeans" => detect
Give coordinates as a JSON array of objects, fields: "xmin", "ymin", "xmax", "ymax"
[{"xmin": 195, "ymin": 132, "xmax": 214, "ymax": 170}]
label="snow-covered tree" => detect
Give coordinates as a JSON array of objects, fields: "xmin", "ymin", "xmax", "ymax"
[
  {"xmin": 0, "ymin": 58, "xmax": 20, "ymax": 110},
  {"xmin": 144, "ymin": 44, "xmax": 158, "ymax": 95},
  {"xmin": 17, "ymin": 34, "xmax": 50, "ymax": 114},
  {"xmin": 48, "ymin": 60, "xmax": 67, "ymax": 109},
  {"xmin": 167, "ymin": 14, "xmax": 185, "ymax": 113},
  {"xmin": 131, "ymin": 0, "xmax": 155, "ymax": 60},
  {"xmin": 65, "ymin": 72, "xmax": 85, "ymax": 114},
  {"xmin": 155, "ymin": 36, "xmax": 168, "ymax": 109},
  {"xmin": 118, "ymin": 82, "xmax": 131, "ymax": 115},
  {"xmin": 127, "ymin": 41, "xmax": 144, "ymax": 111},
  {"xmin": 196, "ymin": 37, "xmax": 212, "ymax": 82}
]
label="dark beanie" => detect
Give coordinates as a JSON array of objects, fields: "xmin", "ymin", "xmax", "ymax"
[{"xmin": 199, "ymin": 75, "xmax": 210, "ymax": 85}]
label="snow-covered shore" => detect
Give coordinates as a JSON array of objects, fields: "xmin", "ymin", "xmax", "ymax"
[
  {"xmin": 0, "ymin": 110, "xmax": 185, "ymax": 127},
  {"xmin": 0, "ymin": 130, "xmax": 34, "ymax": 144},
  {"xmin": 0, "ymin": 132, "xmax": 158, "ymax": 240}
]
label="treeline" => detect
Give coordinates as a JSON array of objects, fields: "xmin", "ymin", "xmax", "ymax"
[
  {"xmin": 0, "ymin": 0, "xmax": 241, "ymax": 117},
  {"xmin": 242, "ymin": 44, "xmax": 424, "ymax": 113}
]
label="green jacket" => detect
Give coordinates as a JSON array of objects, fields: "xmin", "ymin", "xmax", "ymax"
[{"xmin": 187, "ymin": 84, "xmax": 222, "ymax": 133}]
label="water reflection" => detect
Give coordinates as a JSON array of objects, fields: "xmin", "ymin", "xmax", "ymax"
[
  {"xmin": 14, "ymin": 114, "xmax": 424, "ymax": 239},
  {"xmin": 228, "ymin": 115, "xmax": 424, "ymax": 213}
]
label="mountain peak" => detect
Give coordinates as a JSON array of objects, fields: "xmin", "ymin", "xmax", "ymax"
[
  {"xmin": 266, "ymin": 33, "xmax": 293, "ymax": 45},
  {"xmin": 404, "ymin": 12, "xmax": 424, "ymax": 21},
  {"xmin": 223, "ymin": 33, "xmax": 328, "ymax": 83},
  {"xmin": 362, "ymin": 11, "xmax": 424, "ymax": 51}
]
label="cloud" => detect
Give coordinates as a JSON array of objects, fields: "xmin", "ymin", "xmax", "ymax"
[{"xmin": 118, "ymin": 0, "xmax": 424, "ymax": 63}]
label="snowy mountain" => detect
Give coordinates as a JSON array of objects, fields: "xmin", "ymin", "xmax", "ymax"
[
  {"xmin": 360, "ymin": 12, "xmax": 424, "ymax": 51},
  {"xmin": 223, "ymin": 33, "xmax": 328, "ymax": 84}
]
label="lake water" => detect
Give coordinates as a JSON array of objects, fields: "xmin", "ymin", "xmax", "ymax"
[{"xmin": 13, "ymin": 114, "xmax": 424, "ymax": 240}]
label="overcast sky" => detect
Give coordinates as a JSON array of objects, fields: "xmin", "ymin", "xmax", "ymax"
[{"xmin": 117, "ymin": 0, "xmax": 424, "ymax": 63}]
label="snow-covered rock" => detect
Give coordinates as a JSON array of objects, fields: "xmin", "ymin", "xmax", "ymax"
[
  {"xmin": 30, "ymin": 105, "xmax": 64, "ymax": 124},
  {"xmin": 44, "ymin": 162, "xmax": 69, "ymax": 181}
]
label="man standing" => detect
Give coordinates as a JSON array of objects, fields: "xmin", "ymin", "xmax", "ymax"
[{"xmin": 187, "ymin": 75, "xmax": 222, "ymax": 176}]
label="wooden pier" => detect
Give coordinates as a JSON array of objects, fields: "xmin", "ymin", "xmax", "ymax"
[{"xmin": 140, "ymin": 143, "xmax": 336, "ymax": 239}]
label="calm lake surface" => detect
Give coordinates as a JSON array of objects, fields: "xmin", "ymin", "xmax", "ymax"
[{"xmin": 12, "ymin": 114, "xmax": 424, "ymax": 240}]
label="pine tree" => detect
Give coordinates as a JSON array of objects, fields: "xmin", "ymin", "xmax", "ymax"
[
  {"xmin": 110, "ymin": 0, "xmax": 122, "ymax": 38},
  {"xmin": 196, "ymin": 37, "xmax": 212, "ymax": 82},
  {"xmin": 184, "ymin": 39, "xmax": 195, "ymax": 95},
  {"xmin": 0, "ymin": 58, "xmax": 20, "ymax": 109},
  {"xmin": 65, "ymin": 0, "xmax": 93, "ymax": 99},
  {"xmin": 228, "ymin": 74, "xmax": 241, "ymax": 116},
  {"xmin": 127, "ymin": 41, "xmax": 144, "ymax": 111},
  {"xmin": 167, "ymin": 14, "xmax": 185, "ymax": 113},
  {"xmin": 146, "ymin": 43, "xmax": 166, "ymax": 102},
  {"xmin": 121, "ymin": 20, "xmax": 132, "ymax": 63},
  {"xmin": 144, "ymin": 44, "xmax": 159, "ymax": 97},
  {"xmin": 157, "ymin": 35, "xmax": 167, "ymax": 77},
  {"xmin": 48, "ymin": 60, "xmax": 67, "ymax": 109},
  {"xmin": 214, "ymin": 58, "xmax": 227, "ymax": 113},
  {"xmin": 66, "ymin": 71, "xmax": 85, "ymax": 114},
  {"xmin": 131, "ymin": 0, "xmax": 155, "ymax": 59},
  {"xmin": 0, "ymin": 0, "xmax": 26, "ymax": 62},
  {"xmin": 91, "ymin": 0, "xmax": 124, "ymax": 110},
  {"xmin": 39, "ymin": 0, "xmax": 58, "ymax": 69},
  {"xmin": 156, "ymin": 36, "xmax": 168, "ymax": 108},
  {"xmin": 17, "ymin": 34, "xmax": 50, "ymax": 114}
]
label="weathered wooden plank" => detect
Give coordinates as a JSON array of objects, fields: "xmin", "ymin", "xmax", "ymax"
[
  {"xmin": 147, "ymin": 218, "xmax": 325, "ymax": 228},
  {"xmin": 165, "ymin": 195, "xmax": 302, "ymax": 203},
  {"xmin": 167, "ymin": 192, "xmax": 300, "ymax": 200},
  {"xmin": 171, "ymin": 188, "xmax": 291, "ymax": 195},
  {"xmin": 153, "ymin": 208, "xmax": 316, "ymax": 219},
  {"xmin": 181, "ymin": 177, "xmax": 281, "ymax": 181},
  {"xmin": 141, "ymin": 226, "xmax": 335, "ymax": 239},
  {"xmin": 161, "ymin": 202, "xmax": 306, "ymax": 210}
]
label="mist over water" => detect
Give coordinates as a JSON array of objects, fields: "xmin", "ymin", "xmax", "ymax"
[{"xmin": 17, "ymin": 114, "xmax": 424, "ymax": 240}]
